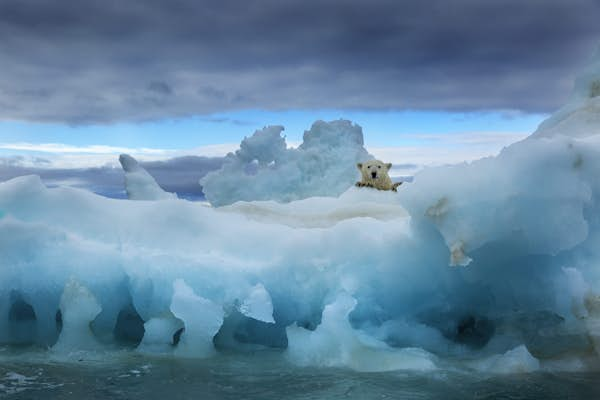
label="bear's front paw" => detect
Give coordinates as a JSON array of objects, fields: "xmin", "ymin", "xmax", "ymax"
[{"xmin": 391, "ymin": 182, "xmax": 402, "ymax": 192}]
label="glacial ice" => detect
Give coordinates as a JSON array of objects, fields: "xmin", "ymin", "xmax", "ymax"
[
  {"xmin": 240, "ymin": 284, "xmax": 275, "ymax": 324},
  {"xmin": 52, "ymin": 279, "xmax": 102, "ymax": 352},
  {"xmin": 119, "ymin": 154, "xmax": 177, "ymax": 201},
  {"xmin": 170, "ymin": 279, "xmax": 224, "ymax": 358},
  {"xmin": 533, "ymin": 47, "xmax": 600, "ymax": 139},
  {"xmin": 217, "ymin": 187, "xmax": 408, "ymax": 228},
  {"xmin": 200, "ymin": 120, "xmax": 373, "ymax": 206},
  {"xmin": 472, "ymin": 345, "xmax": 540, "ymax": 374},
  {"xmin": 286, "ymin": 292, "xmax": 437, "ymax": 372},
  {"xmin": 137, "ymin": 314, "xmax": 183, "ymax": 354},
  {"xmin": 2, "ymin": 52, "xmax": 600, "ymax": 373}
]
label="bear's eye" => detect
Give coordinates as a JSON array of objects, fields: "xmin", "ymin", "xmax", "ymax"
[
  {"xmin": 367, "ymin": 165, "xmax": 371, "ymax": 169},
  {"xmin": 377, "ymin": 165, "xmax": 381, "ymax": 169}
]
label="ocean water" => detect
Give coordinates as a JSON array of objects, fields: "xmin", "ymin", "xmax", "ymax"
[{"xmin": 1, "ymin": 349, "xmax": 599, "ymax": 399}]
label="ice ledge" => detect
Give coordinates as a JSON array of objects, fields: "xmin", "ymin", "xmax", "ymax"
[{"xmin": 218, "ymin": 187, "xmax": 409, "ymax": 228}]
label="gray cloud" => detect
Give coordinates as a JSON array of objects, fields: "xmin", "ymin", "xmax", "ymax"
[
  {"xmin": 141, "ymin": 156, "xmax": 225, "ymax": 197},
  {"xmin": 0, "ymin": 155, "xmax": 225, "ymax": 199},
  {"xmin": 147, "ymin": 81, "xmax": 173, "ymax": 96},
  {"xmin": 0, "ymin": 0, "xmax": 599, "ymax": 123}
]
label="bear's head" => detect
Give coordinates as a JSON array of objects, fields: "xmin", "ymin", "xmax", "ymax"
[{"xmin": 357, "ymin": 159, "xmax": 392, "ymax": 184}]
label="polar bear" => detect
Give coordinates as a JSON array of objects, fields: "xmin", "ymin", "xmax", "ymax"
[{"xmin": 356, "ymin": 160, "xmax": 402, "ymax": 192}]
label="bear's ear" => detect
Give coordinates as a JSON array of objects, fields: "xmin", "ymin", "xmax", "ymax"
[
  {"xmin": 386, "ymin": 163, "xmax": 392, "ymax": 170},
  {"xmin": 356, "ymin": 163, "xmax": 363, "ymax": 170}
]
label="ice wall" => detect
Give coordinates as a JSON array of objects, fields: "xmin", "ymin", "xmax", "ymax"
[{"xmin": 200, "ymin": 120, "xmax": 373, "ymax": 206}]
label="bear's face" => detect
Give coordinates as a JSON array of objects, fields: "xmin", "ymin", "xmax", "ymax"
[{"xmin": 357, "ymin": 160, "xmax": 392, "ymax": 184}]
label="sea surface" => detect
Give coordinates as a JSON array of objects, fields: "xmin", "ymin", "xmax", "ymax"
[{"xmin": 1, "ymin": 348, "xmax": 599, "ymax": 399}]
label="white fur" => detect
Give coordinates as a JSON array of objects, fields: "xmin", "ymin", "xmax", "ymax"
[{"xmin": 356, "ymin": 160, "xmax": 400, "ymax": 191}]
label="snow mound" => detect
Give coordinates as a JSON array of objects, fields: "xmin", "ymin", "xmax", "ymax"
[{"xmin": 200, "ymin": 120, "xmax": 372, "ymax": 206}]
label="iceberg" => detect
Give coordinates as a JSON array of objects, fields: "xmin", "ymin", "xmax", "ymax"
[
  {"xmin": 1, "ymin": 50, "xmax": 600, "ymax": 373},
  {"xmin": 119, "ymin": 154, "xmax": 177, "ymax": 201},
  {"xmin": 200, "ymin": 120, "xmax": 373, "ymax": 206}
]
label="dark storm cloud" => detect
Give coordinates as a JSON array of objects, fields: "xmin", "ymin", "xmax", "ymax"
[
  {"xmin": 141, "ymin": 156, "xmax": 225, "ymax": 197},
  {"xmin": 0, "ymin": 155, "xmax": 225, "ymax": 199},
  {"xmin": 0, "ymin": 0, "xmax": 599, "ymax": 123}
]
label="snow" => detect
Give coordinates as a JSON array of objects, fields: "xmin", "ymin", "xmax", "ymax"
[
  {"xmin": 200, "ymin": 120, "xmax": 373, "ymax": 206},
  {"xmin": 218, "ymin": 187, "xmax": 407, "ymax": 228},
  {"xmin": 1, "ymin": 55, "xmax": 600, "ymax": 373}
]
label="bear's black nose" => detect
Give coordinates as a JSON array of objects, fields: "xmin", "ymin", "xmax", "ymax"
[{"xmin": 371, "ymin": 171, "xmax": 377, "ymax": 179}]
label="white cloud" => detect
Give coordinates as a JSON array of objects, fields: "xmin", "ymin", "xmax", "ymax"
[
  {"xmin": 367, "ymin": 130, "xmax": 529, "ymax": 176},
  {"xmin": 397, "ymin": 131, "xmax": 529, "ymax": 145},
  {"xmin": 0, "ymin": 142, "xmax": 242, "ymax": 169},
  {"xmin": 186, "ymin": 143, "xmax": 239, "ymax": 158},
  {"xmin": 0, "ymin": 142, "xmax": 172, "ymax": 155},
  {"xmin": 1, "ymin": 130, "xmax": 528, "ymax": 172}
]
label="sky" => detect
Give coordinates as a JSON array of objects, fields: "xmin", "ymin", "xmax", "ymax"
[{"xmin": 1, "ymin": 0, "xmax": 600, "ymax": 190}]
